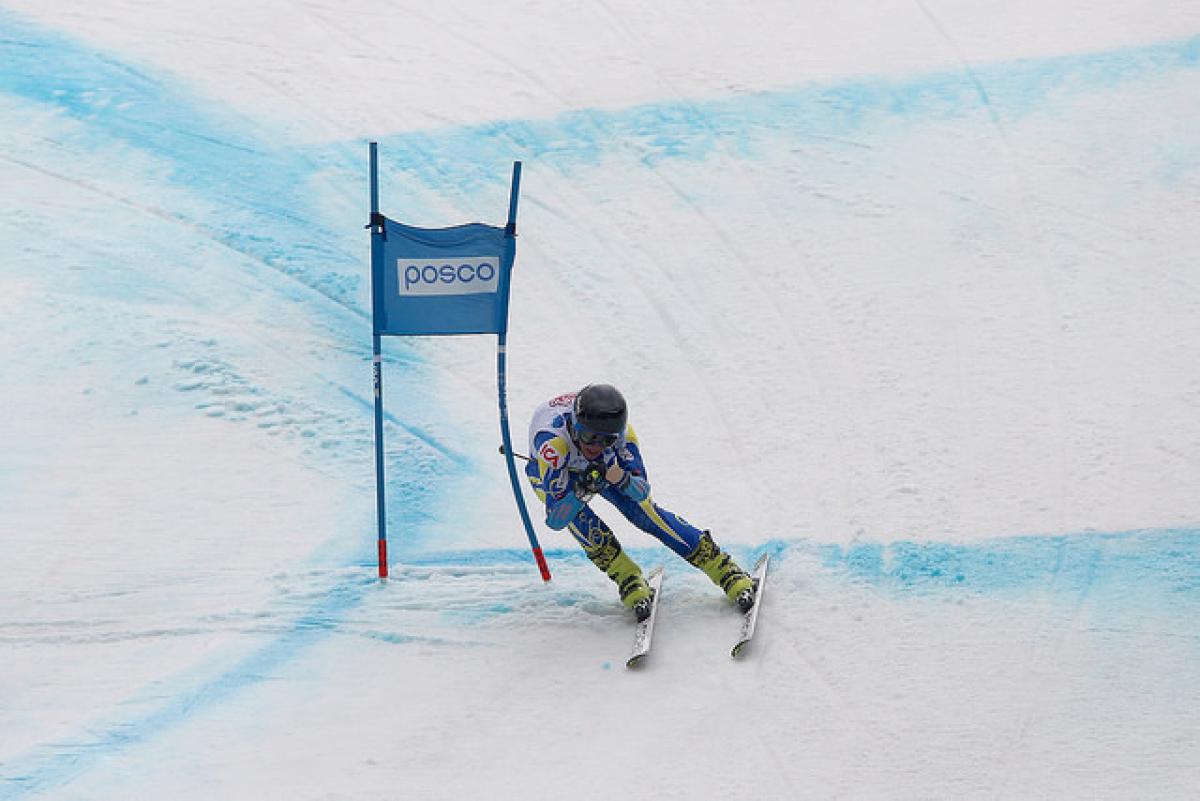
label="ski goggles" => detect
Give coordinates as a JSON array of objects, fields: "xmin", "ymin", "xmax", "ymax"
[{"xmin": 575, "ymin": 426, "xmax": 620, "ymax": 447}]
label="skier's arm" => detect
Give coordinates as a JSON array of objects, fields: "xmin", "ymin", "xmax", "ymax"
[
  {"xmin": 606, "ymin": 426, "xmax": 650, "ymax": 502},
  {"xmin": 545, "ymin": 489, "xmax": 587, "ymax": 530},
  {"xmin": 529, "ymin": 432, "xmax": 587, "ymax": 530}
]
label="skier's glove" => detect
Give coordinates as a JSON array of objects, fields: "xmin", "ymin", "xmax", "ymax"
[
  {"xmin": 602, "ymin": 451, "xmax": 627, "ymax": 487},
  {"xmin": 574, "ymin": 461, "xmax": 607, "ymax": 500},
  {"xmin": 604, "ymin": 450, "xmax": 647, "ymax": 500}
]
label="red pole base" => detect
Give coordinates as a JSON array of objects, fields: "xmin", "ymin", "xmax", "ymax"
[
  {"xmin": 378, "ymin": 539, "xmax": 389, "ymax": 579},
  {"xmin": 533, "ymin": 547, "xmax": 551, "ymax": 582}
]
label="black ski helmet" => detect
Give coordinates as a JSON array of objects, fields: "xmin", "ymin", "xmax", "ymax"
[{"xmin": 572, "ymin": 383, "xmax": 627, "ymax": 441}]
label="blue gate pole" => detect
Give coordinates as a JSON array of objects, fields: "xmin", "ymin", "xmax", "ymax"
[
  {"xmin": 369, "ymin": 142, "xmax": 389, "ymax": 579},
  {"xmin": 497, "ymin": 161, "xmax": 551, "ymax": 582}
]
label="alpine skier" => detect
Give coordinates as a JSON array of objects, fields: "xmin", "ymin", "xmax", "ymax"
[{"xmin": 525, "ymin": 383, "xmax": 756, "ymax": 621}]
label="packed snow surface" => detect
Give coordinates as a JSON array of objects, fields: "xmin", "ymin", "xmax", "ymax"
[{"xmin": 2, "ymin": 2, "xmax": 1199, "ymax": 799}]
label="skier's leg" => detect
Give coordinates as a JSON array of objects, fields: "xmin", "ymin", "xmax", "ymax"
[
  {"xmin": 600, "ymin": 488, "xmax": 701, "ymax": 557},
  {"xmin": 563, "ymin": 503, "xmax": 652, "ymax": 611},
  {"xmin": 603, "ymin": 489, "xmax": 754, "ymax": 607},
  {"xmin": 525, "ymin": 471, "xmax": 651, "ymax": 610},
  {"xmin": 685, "ymin": 531, "xmax": 756, "ymax": 610}
]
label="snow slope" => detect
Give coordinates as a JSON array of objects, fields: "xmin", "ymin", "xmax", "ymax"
[{"xmin": 2, "ymin": 2, "xmax": 1199, "ymax": 798}]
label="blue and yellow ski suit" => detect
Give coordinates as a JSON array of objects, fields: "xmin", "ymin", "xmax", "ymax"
[{"xmin": 524, "ymin": 392, "xmax": 705, "ymax": 560}]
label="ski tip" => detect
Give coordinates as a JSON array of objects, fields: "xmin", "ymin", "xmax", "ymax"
[
  {"xmin": 626, "ymin": 654, "xmax": 647, "ymax": 669},
  {"xmin": 731, "ymin": 641, "xmax": 748, "ymax": 658}
]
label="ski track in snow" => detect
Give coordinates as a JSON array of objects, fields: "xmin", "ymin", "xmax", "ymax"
[{"xmin": 2, "ymin": 4, "xmax": 1200, "ymax": 799}]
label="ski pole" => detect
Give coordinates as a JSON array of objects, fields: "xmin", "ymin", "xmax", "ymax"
[{"xmin": 499, "ymin": 444, "xmax": 531, "ymax": 462}]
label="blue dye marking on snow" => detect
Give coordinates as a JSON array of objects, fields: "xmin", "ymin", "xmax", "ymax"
[
  {"xmin": 334, "ymin": 527, "xmax": 1200, "ymax": 632},
  {"xmin": 357, "ymin": 629, "xmax": 478, "ymax": 647},
  {"xmin": 365, "ymin": 34, "xmax": 1200, "ymax": 211},
  {"xmin": 0, "ymin": 9, "xmax": 363, "ymax": 313},
  {"xmin": 396, "ymin": 528, "xmax": 1200, "ymax": 607},
  {"xmin": 0, "ymin": 576, "xmax": 376, "ymax": 799},
  {"xmin": 337, "ymin": 386, "xmax": 471, "ymax": 468},
  {"xmin": 7, "ymin": 11, "xmax": 1196, "ymax": 227},
  {"xmin": 0, "ymin": 18, "xmax": 454, "ymax": 794},
  {"xmin": 0, "ymin": 8, "xmax": 476, "ymax": 527},
  {"xmin": 396, "ymin": 546, "xmax": 591, "ymax": 568},
  {"xmin": 813, "ymin": 527, "xmax": 1200, "ymax": 602}
]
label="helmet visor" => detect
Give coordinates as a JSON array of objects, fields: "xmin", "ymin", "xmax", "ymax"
[{"xmin": 575, "ymin": 424, "xmax": 619, "ymax": 447}]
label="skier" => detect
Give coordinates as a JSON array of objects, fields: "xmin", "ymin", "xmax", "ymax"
[{"xmin": 525, "ymin": 383, "xmax": 755, "ymax": 621}]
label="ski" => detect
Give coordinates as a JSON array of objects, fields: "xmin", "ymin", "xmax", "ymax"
[
  {"xmin": 625, "ymin": 566, "xmax": 664, "ymax": 668},
  {"xmin": 731, "ymin": 553, "xmax": 770, "ymax": 658}
]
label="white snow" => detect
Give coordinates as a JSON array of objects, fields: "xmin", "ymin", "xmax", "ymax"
[{"xmin": 2, "ymin": 2, "xmax": 1199, "ymax": 799}]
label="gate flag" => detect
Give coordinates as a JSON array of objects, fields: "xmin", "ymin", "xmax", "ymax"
[
  {"xmin": 371, "ymin": 220, "xmax": 515, "ymax": 337},
  {"xmin": 367, "ymin": 142, "xmax": 549, "ymax": 583}
]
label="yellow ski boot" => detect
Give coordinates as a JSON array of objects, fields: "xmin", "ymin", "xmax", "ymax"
[
  {"xmin": 687, "ymin": 531, "xmax": 756, "ymax": 611},
  {"xmin": 588, "ymin": 540, "xmax": 653, "ymax": 619}
]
